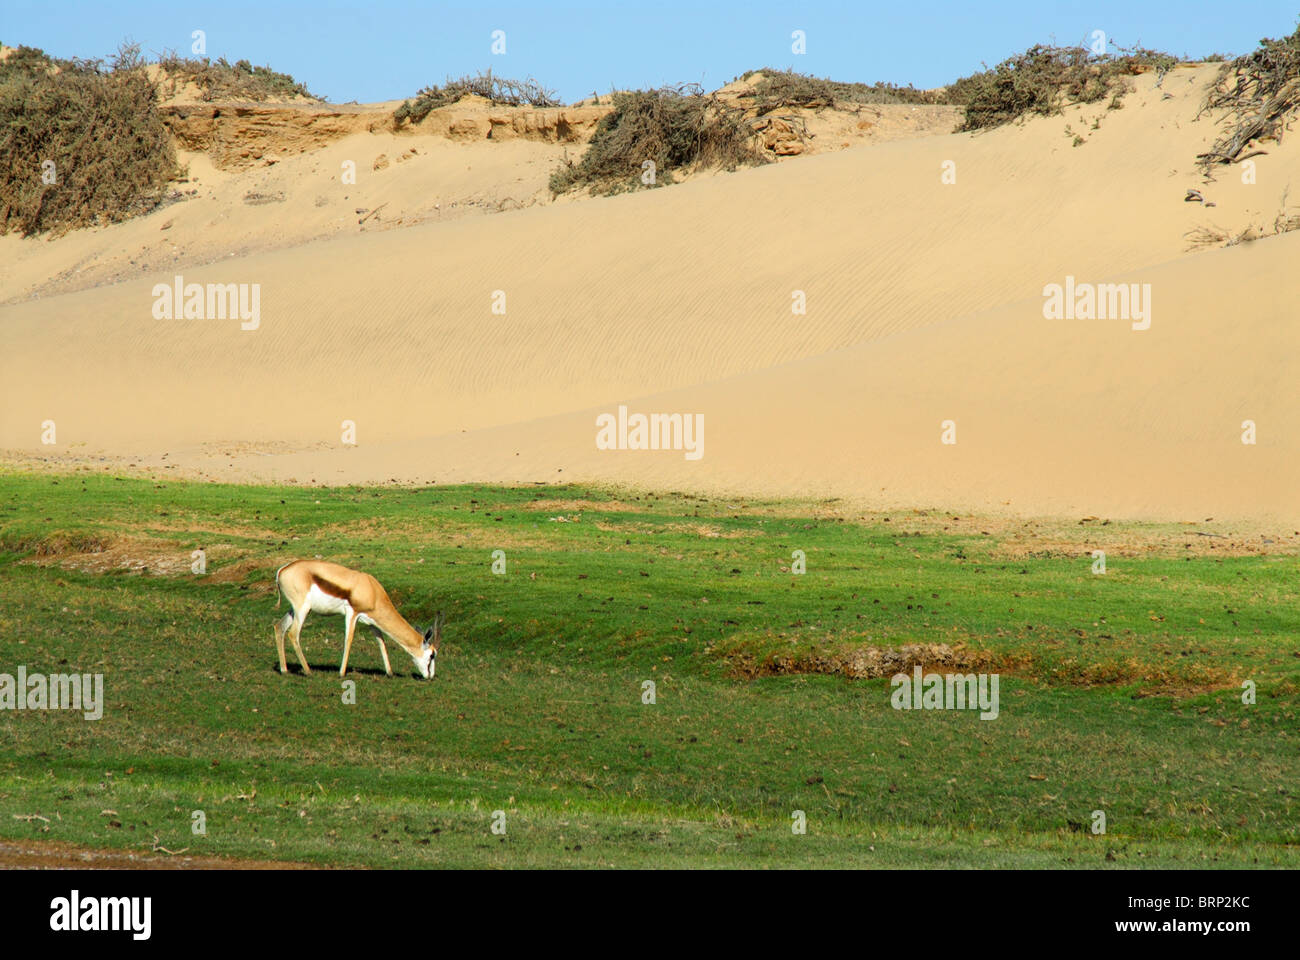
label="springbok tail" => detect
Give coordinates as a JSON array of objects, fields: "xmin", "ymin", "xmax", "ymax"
[{"xmin": 274, "ymin": 561, "xmax": 294, "ymax": 609}]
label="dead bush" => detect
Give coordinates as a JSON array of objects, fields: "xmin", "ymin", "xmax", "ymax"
[
  {"xmin": 740, "ymin": 68, "xmax": 946, "ymax": 113},
  {"xmin": 1197, "ymin": 21, "xmax": 1300, "ymax": 173},
  {"xmin": 950, "ymin": 43, "xmax": 1177, "ymax": 131},
  {"xmin": 156, "ymin": 51, "xmax": 318, "ymax": 101},
  {"xmin": 549, "ymin": 83, "xmax": 766, "ymax": 196},
  {"xmin": 0, "ymin": 43, "xmax": 179, "ymax": 236},
  {"xmin": 394, "ymin": 69, "xmax": 559, "ymax": 126}
]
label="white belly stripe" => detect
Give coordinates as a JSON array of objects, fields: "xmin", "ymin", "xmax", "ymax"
[{"xmin": 306, "ymin": 583, "xmax": 353, "ymax": 617}]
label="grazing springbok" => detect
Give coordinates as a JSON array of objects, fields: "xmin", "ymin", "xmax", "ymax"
[{"xmin": 274, "ymin": 560, "xmax": 442, "ymax": 679}]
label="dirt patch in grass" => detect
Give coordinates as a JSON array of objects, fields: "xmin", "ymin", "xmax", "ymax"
[
  {"xmin": 666, "ymin": 521, "xmax": 746, "ymax": 539},
  {"xmin": 727, "ymin": 641, "xmax": 1012, "ymax": 680},
  {"xmin": 1044, "ymin": 656, "xmax": 1241, "ymax": 694},
  {"xmin": 29, "ymin": 540, "xmax": 187, "ymax": 575},
  {"xmin": 989, "ymin": 527, "xmax": 1300, "ymax": 559},
  {"xmin": 593, "ymin": 519, "xmax": 753, "ymax": 539},
  {"xmin": 17, "ymin": 534, "xmax": 255, "ymax": 578},
  {"xmin": 0, "ymin": 837, "xmax": 319, "ymax": 869},
  {"xmin": 319, "ymin": 516, "xmax": 560, "ymax": 551},
  {"xmin": 522, "ymin": 498, "xmax": 643, "ymax": 514},
  {"xmin": 724, "ymin": 638, "xmax": 1239, "ymax": 694},
  {"xmin": 145, "ymin": 519, "xmax": 286, "ymax": 541},
  {"xmin": 2, "ymin": 530, "xmax": 114, "ymax": 558},
  {"xmin": 316, "ymin": 516, "xmax": 410, "ymax": 540},
  {"xmin": 205, "ymin": 557, "xmax": 273, "ymax": 585},
  {"xmin": 423, "ymin": 522, "xmax": 561, "ymax": 551}
]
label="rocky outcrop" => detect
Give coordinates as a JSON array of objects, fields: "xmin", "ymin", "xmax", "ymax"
[
  {"xmin": 161, "ymin": 103, "xmax": 387, "ymax": 169},
  {"xmin": 161, "ymin": 98, "xmax": 613, "ymax": 170},
  {"xmin": 407, "ymin": 97, "xmax": 610, "ymax": 143}
]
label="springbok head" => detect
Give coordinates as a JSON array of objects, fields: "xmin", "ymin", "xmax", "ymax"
[{"xmin": 415, "ymin": 611, "xmax": 444, "ymax": 679}]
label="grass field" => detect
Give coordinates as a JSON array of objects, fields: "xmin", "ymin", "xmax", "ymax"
[{"xmin": 0, "ymin": 469, "xmax": 1295, "ymax": 867}]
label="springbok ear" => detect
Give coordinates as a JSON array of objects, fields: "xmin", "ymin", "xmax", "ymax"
[
  {"xmin": 432, "ymin": 611, "xmax": 444, "ymax": 651},
  {"xmin": 422, "ymin": 626, "xmax": 434, "ymax": 646}
]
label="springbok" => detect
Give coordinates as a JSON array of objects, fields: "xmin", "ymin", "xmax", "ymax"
[{"xmin": 274, "ymin": 560, "xmax": 442, "ymax": 679}]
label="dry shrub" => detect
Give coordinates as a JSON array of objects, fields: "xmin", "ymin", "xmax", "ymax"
[
  {"xmin": 0, "ymin": 529, "xmax": 113, "ymax": 557},
  {"xmin": 1198, "ymin": 21, "xmax": 1300, "ymax": 172},
  {"xmin": 740, "ymin": 67, "xmax": 946, "ymax": 113},
  {"xmin": 1185, "ymin": 192, "xmax": 1300, "ymax": 249},
  {"xmin": 1185, "ymin": 223, "xmax": 1254, "ymax": 249},
  {"xmin": 1274, "ymin": 204, "xmax": 1300, "ymax": 235},
  {"xmin": 950, "ymin": 43, "xmax": 1177, "ymax": 131},
  {"xmin": 156, "ymin": 51, "xmax": 317, "ymax": 101},
  {"xmin": 0, "ymin": 43, "xmax": 179, "ymax": 236},
  {"xmin": 549, "ymin": 83, "xmax": 767, "ymax": 195},
  {"xmin": 394, "ymin": 69, "xmax": 559, "ymax": 126},
  {"xmin": 733, "ymin": 642, "xmax": 980, "ymax": 680}
]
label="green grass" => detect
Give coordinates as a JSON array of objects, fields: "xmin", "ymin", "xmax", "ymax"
[{"xmin": 0, "ymin": 470, "xmax": 1295, "ymax": 867}]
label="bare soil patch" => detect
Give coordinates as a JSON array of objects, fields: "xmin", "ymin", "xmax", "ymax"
[
  {"xmin": 593, "ymin": 519, "xmax": 753, "ymax": 539},
  {"xmin": 18, "ymin": 533, "xmax": 257, "ymax": 580},
  {"xmin": 0, "ymin": 837, "xmax": 319, "ymax": 869},
  {"xmin": 725, "ymin": 639, "xmax": 1239, "ymax": 694},
  {"xmin": 727, "ymin": 642, "xmax": 1012, "ymax": 680},
  {"xmin": 522, "ymin": 497, "xmax": 643, "ymax": 514}
]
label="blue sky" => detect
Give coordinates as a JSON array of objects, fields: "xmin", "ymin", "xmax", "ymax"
[{"xmin": 5, "ymin": 1, "xmax": 1298, "ymax": 103}]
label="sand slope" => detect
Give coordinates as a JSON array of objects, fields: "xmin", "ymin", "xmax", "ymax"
[
  {"xmin": 2, "ymin": 64, "xmax": 1297, "ymax": 524},
  {"xmin": 0, "ymin": 91, "xmax": 954, "ymax": 304},
  {"xmin": 373, "ymin": 229, "xmax": 1299, "ymax": 525}
]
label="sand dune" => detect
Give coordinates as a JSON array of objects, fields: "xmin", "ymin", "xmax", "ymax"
[
  {"xmin": 2, "ymin": 63, "xmax": 1297, "ymax": 525},
  {"xmin": 0, "ymin": 90, "xmax": 953, "ymax": 304},
  {"xmin": 373, "ymin": 229, "xmax": 1299, "ymax": 525}
]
